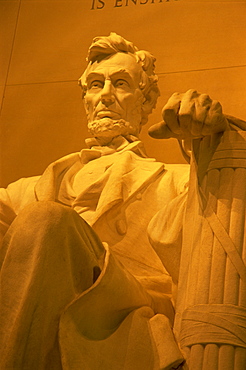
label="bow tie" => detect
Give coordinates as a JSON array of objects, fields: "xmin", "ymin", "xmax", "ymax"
[{"xmin": 80, "ymin": 135, "xmax": 141, "ymax": 164}]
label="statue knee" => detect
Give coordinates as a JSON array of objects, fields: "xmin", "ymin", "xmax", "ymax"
[
  {"xmin": 11, "ymin": 201, "xmax": 78, "ymax": 236},
  {"xmin": 3, "ymin": 201, "xmax": 103, "ymax": 267}
]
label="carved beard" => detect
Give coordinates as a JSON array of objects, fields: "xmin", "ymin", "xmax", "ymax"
[{"xmin": 87, "ymin": 118, "xmax": 139, "ymax": 144}]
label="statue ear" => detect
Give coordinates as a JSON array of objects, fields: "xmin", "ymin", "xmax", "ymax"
[
  {"xmin": 145, "ymin": 89, "xmax": 158, "ymax": 110},
  {"xmin": 141, "ymin": 88, "xmax": 159, "ymax": 125}
]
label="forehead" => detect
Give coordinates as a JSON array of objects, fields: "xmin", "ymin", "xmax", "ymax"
[{"xmin": 87, "ymin": 53, "xmax": 142, "ymax": 80}]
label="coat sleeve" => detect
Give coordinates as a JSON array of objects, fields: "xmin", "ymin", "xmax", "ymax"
[
  {"xmin": 148, "ymin": 190, "xmax": 188, "ymax": 285},
  {"xmin": 0, "ymin": 176, "xmax": 39, "ymax": 247},
  {"xmin": 0, "ymin": 187, "xmax": 17, "ymax": 247},
  {"xmin": 147, "ymin": 164, "xmax": 190, "ymax": 285}
]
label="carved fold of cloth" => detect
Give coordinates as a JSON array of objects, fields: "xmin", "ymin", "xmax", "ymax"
[
  {"xmin": 0, "ymin": 201, "xmax": 183, "ymax": 370},
  {"xmin": 180, "ymin": 304, "xmax": 246, "ymax": 349},
  {"xmin": 0, "ymin": 137, "xmax": 191, "ymax": 369}
]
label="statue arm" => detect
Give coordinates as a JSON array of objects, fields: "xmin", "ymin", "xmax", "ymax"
[
  {"xmin": 0, "ymin": 188, "xmax": 17, "ymax": 248},
  {"xmin": 148, "ymin": 89, "xmax": 246, "ymax": 159},
  {"xmin": 147, "ymin": 165, "xmax": 189, "ymax": 289},
  {"xmin": 178, "ymin": 114, "xmax": 246, "ymax": 163},
  {"xmin": 0, "ymin": 177, "xmax": 39, "ymax": 248}
]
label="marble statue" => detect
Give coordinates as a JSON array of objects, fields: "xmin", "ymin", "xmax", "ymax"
[{"xmin": 0, "ymin": 33, "xmax": 246, "ymax": 370}]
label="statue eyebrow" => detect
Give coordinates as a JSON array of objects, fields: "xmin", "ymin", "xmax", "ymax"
[
  {"xmin": 110, "ymin": 70, "xmax": 131, "ymax": 80},
  {"xmin": 86, "ymin": 69, "xmax": 132, "ymax": 84},
  {"xmin": 86, "ymin": 72, "xmax": 104, "ymax": 83}
]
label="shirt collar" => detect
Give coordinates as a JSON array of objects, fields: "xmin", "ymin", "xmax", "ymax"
[{"xmin": 80, "ymin": 135, "xmax": 148, "ymax": 164}]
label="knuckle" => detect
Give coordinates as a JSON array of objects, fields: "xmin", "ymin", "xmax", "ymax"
[
  {"xmin": 172, "ymin": 127, "xmax": 182, "ymax": 135},
  {"xmin": 162, "ymin": 107, "xmax": 176, "ymax": 117},
  {"xmin": 212, "ymin": 101, "xmax": 222, "ymax": 111},
  {"xmin": 171, "ymin": 92, "xmax": 180, "ymax": 98},
  {"xmin": 199, "ymin": 94, "xmax": 212, "ymax": 105},
  {"xmin": 184, "ymin": 89, "xmax": 198, "ymax": 100},
  {"xmin": 200, "ymin": 93, "xmax": 210, "ymax": 99},
  {"xmin": 191, "ymin": 128, "xmax": 201, "ymax": 137},
  {"xmin": 179, "ymin": 112, "xmax": 191, "ymax": 120},
  {"xmin": 187, "ymin": 89, "xmax": 197, "ymax": 94}
]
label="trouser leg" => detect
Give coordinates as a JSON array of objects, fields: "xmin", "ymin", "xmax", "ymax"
[{"xmin": 0, "ymin": 201, "xmax": 105, "ymax": 369}]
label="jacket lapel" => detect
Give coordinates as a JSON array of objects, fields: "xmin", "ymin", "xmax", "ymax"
[
  {"xmin": 34, "ymin": 152, "xmax": 81, "ymax": 202},
  {"xmin": 84, "ymin": 151, "xmax": 164, "ymax": 225},
  {"xmin": 34, "ymin": 149, "xmax": 164, "ymax": 225}
]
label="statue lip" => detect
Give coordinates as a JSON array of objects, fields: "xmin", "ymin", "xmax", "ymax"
[{"xmin": 96, "ymin": 110, "xmax": 121, "ymax": 119}]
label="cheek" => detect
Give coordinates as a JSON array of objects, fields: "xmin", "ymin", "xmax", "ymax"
[
  {"xmin": 120, "ymin": 91, "xmax": 141, "ymax": 107},
  {"xmin": 134, "ymin": 90, "xmax": 145, "ymax": 107},
  {"xmin": 84, "ymin": 94, "xmax": 98, "ymax": 112},
  {"xmin": 122, "ymin": 91, "xmax": 144, "ymax": 115}
]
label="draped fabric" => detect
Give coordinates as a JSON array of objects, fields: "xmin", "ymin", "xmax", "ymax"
[
  {"xmin": 0, "ymin": 138, "xmax": 190, "ymax": 369},
  {"xmin": 180, "ymin": 305, "xmax": 246, "ymax": 349},
  {"xmin": 0, "ymin": 201, "xmax": 183, "ymax": 370}
]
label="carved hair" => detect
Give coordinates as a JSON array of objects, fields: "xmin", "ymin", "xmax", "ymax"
[{"xmin": 79, "ymin": 33, "xmax": 160, "ymax": 126}]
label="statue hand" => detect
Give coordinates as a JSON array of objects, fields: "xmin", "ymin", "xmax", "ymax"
[{"xmin": 148, "ymin": 89, "xmax": 229, "ymax": 140}]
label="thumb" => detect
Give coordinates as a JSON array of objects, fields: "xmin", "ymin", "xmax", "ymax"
[{"xmin": 148, "ymin": 120, "xmax": 180, "ymax": 139}]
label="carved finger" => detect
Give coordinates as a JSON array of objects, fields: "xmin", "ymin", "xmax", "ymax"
[
  {"xmin": 162, "ymin": 107, "xmax": 181, "ymax": 135},
  {"xmin": 179, "ymin": 101, "xmax": 195, "ymax": 133},
  {"xmin": 190, "ymin": 120, "xmax": 204, "ymax": 137},
  {"xmin": 161, "ymin": 92, "xmax": 181, "ymax": 112},
  {"xmin": 202, "ymin": 101, "xmax": 229, "ymax": 135},
  {"xmin": 197, "ymin": 94, "xmax": 212, "ymax": 107},
  {"xmin": 194, "ymin": 94, "xmax": 212, "ymax": 123},
  {"xmin": 162, "ymin": 93, "xmax": 182, "ymax": 135},
  {"xmin": 148, "ymin": 120, "xmax": 180, "ymax": 139},
  {"xmin": 182, "ymin": 89, "xmax": 199, "ymax": 101},
  {"xmin": 178, "ymin": 90, "xmax": 199, "ymax": 134},
  {"xmin": 190, "ymin": 100, "xmax": 211, "ymax": 136},
  {"xmin": 179, "ymin": 90, "xmax": 199, "ymax": 115},
  {"xmin": 209, "ymin": 100, "xmax": 223, "ymax": 115},
  {"xmin": 188, "ymin": 94, "xmax": 211, "ymax": 138}
]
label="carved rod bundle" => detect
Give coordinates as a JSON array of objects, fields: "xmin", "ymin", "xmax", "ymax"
[{"xmin": 174, "ymin": 130, "xmax": 246, "ymax": 370}]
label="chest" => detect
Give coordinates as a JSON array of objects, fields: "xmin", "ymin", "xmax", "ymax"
[{"xmin": 92, "ymin": 172, "xmax": 181, "ymax": 277}]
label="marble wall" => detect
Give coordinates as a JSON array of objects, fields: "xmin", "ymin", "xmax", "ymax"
[{"xmin": 1, "ymin": 0, "xmax": 246, "ymax": 187}]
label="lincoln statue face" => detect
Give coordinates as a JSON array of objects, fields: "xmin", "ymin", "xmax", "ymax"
[
  {"xmin": 83, "ymin": 53, "xmax": 145, "ymax": 141},
  {"xmin": 79, "ymin": 33, "xmax": 160, "ymax": 145}
]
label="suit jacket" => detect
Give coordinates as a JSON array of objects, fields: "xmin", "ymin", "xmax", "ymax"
[
  {"xmin": 0, "ymin": 141, "xmax": 189, "ymax": 286},
  {"xmin": 0, "ymin": 140, "xmax": 190, "ymax": 369}
]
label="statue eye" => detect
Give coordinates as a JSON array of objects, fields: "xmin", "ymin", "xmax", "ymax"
[
  {"xmin": 115, "ymin": 79, "xmax": 129, "ymax": 88},
  {"xmin": 90, "ymin": 80, "xmax": 104, "ymax": 89}
]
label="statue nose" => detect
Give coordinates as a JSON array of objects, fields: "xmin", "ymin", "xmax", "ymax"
[{"xmin": 101, "ymin": 80, "xmax": 115, "ymax": 106}]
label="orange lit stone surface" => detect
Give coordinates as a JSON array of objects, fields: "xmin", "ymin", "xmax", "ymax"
[
  {"xmin": 1, "ymin": 2, "xmax": 246, "ymax": 369},
  {"xmin": 1, "ymin": 1, "xmax": 245, "ymax": 186}
]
